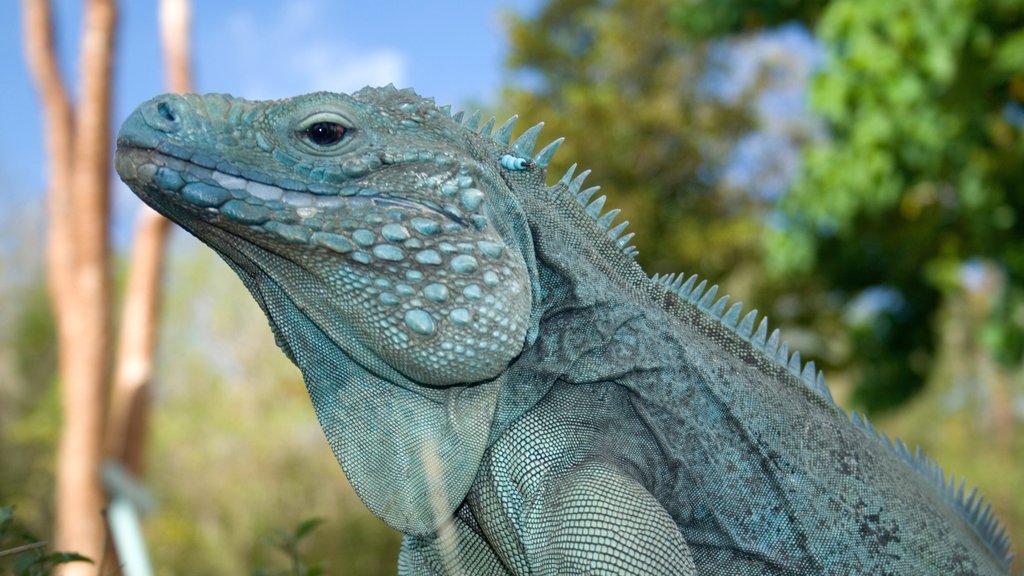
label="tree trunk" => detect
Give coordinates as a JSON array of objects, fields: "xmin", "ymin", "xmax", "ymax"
[{"xmin": 22, "ymin": 0, "xmax": 117, "ymax": 572}]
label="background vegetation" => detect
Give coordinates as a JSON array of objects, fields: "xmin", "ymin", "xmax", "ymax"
[
  {"xmin": 1, "ymin": 0, "xmax": 1021, "ymax": 573},
  {"xmin": 504, "ymin": 0, "xmax": 1023, "ymax": 564}
]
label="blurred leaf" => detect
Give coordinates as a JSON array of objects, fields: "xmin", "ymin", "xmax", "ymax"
[
  {"xmin": 253, "ymin": 517, "xmax": 326, "ymax": 576},
  {"xmin": 292, "ymin": 518, "xmax": 324, "ymax": 541},
  {"xmin": 0, "ymin": 506, "xmax": 12, "ymax": 534},
  {"xmin": 994, "ymin": 29, "xmax": 1024, "ymax": 73},
  {"xmin": 0, "ymin": 505, "xmax": 91, "ymax": 576}
]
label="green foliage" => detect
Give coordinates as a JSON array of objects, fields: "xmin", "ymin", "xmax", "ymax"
[
  {"xmin": 252, "ymin": 518, "xmax": 325, "ymax": 576},
  {"xmin": 0, "ymin": 279, "xmax": 60, "ymax": 542},
  {"xmin": 0, "ymin": 506, "xmax": 91, "ymax": 575},
  {"xmin": 503, "ymin": 0, "xmax": 765, "ymax": 280},
  {"xmin": 667, "ymin": 0, "xmax": 1024, "ymax": 411},
  {"xmin": 7, "ymin": 286, "xmax": 57, "ymax": 393},
  {"xmin": 766, "ymin": 0, "xmax": 1024, "ymax": 409},
  {"xmin": 672, "ymin": 0, "xmax": 828, "ymax": 36}
]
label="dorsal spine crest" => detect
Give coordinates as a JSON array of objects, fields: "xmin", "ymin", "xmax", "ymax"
[{"xmin": 447, "ymin": 104, "xmax": 1013, "ymax": 565}]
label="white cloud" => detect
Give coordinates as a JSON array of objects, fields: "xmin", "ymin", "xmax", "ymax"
[
  {"xmin": 213, "ymin": 0, "xmax": 407, "ymax": 99},
  {"xmin": 289, "ymin": 43, "xmax": 406, "ymax": 95}
]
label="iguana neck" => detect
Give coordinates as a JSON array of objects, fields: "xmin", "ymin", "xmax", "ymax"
[{"xmin": 475, "ymin": 170, "xmax": 659, "ymax": 440}]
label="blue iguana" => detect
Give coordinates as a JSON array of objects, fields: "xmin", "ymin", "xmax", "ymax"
[{"xmin": 114, "ymin": 86, "xmax": 1014, "ymax": 574}]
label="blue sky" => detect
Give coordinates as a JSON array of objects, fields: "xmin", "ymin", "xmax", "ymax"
[{"xmin": 0, "ymin": 0, "xmax": 541, "ymax": 212}]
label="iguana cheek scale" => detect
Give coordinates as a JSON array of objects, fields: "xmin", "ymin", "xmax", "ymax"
[{"xmin": 115, "ymin": 86, "xmax": 1013, "ymax": 575}]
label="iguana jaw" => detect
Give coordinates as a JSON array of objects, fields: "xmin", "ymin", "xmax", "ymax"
[{"xmin": 114, "ymin": 145, "xmax": 452, "ymax": 256}]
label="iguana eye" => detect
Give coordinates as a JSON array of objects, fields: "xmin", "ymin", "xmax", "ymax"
[{"xmin": 304, "ymin": 122, "xmax": 347, "ymax": 146}]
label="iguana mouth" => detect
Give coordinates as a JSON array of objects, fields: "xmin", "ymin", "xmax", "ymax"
[{"xmin": 115, "ymin": 145, "xmax": 462, "ymax": 230}]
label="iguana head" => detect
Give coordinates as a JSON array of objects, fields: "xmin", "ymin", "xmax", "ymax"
[
  {"xmin": 116, "ymin": 86, "xmax": 550, "ymax": 535},
  {"xmin": 115, "ymin": 87, "xmax": 534, "ymax": 388}
]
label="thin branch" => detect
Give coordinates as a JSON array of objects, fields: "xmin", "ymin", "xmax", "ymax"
[{"xmin": 0, "ymin": 541, "xmax": 47, "ymax": 558}]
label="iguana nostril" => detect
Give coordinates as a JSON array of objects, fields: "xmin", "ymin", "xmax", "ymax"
[
  {"xmin": 156, "ymin": 100, "xmax": 177, "ymax": 123},
  {"xmin": 140, "ymin": 97, "xmax": 182, "ymax": 132}
]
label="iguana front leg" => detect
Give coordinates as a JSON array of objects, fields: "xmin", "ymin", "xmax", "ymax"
[
  {"xmin": 400, "ymin": 461, "xmax": 696, "ymax": 576},
  {"xmin": 442, "ymin": 380, "xmax": 698, "ymax": 575},
  {"xmin": 523, "ymin": 460, "xmax": 696, "ymax": 575}
]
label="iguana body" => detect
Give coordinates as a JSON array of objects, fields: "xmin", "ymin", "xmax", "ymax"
[{"xmin": 115, "ymin": 87, "xmax": 1013, "ymax": 574}]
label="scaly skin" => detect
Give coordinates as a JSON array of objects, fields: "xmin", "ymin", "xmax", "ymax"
[{"xmin": 115, "ymin": 86, "xmax": 1013, "ymax": 575}]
